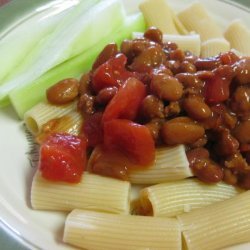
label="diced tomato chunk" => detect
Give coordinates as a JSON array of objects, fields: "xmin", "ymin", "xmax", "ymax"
[
  {"xmin": 92, "ymin": 53, "xmax": 137, "ymax": 93},
  {"xmin": 102, "ymin": 77, "xmax": 146, "ymax": 123},
  {"xmin": 82, "ymin": 112, "xmax": 103, "ymax": 148},
  {"xmin": 104, "ymin": 119, "xmax": 155, "ymax": 165},
  {"xmin": 39, "ymin": 133, "xmax": 87, "ymax": 183}
]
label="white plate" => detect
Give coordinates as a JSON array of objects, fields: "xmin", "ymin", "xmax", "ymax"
[{"xmin": 0, "ymin": 0, "xmax": 250, "ymax": 249}]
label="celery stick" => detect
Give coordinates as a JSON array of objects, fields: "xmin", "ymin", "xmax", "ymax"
[
  {"xmin": 0, "ymin": 0, "xmax": 124, "ymax": 105},
  {"xmin": 9, "ymin": 13, "xmax": 146, "ymax": 119},
  {"xmin": 0, "ymin": 0, "xmax": 78, "ymax": 84}
]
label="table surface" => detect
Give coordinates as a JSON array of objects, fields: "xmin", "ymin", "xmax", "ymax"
[{"xmin": 0, "ymin": 0, "xmax": 249, "ymax": 249}]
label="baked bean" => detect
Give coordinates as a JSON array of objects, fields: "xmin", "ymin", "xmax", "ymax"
[
  {"xmin": 233, "ymin": 120, "xmax": 250, "ymax": 144},
  {"xmin": 153, "ymin": 65, "xmax": 173, "ymax": 76},
  {"xmin": 77, "ymin": 93, "xmax": 95, "ymax": 115},
  {"xmin": 223, "ymin": 168, "xmax": 237, "ymax": 185},
  {"xmin": 195, "ymin": 57, "xmax": 221, "ymax": 71},
  {"xmin": 175, "ymin": 73, "xmax": 203, "ymax": 89},
  {"xmin": 144, "ymin": 27, "xmax": 163, "ymax": 44},
  {"xmin": 163, "ymin": 41, "xmax": 178, "ymax": 51},
  {"xmin": 186, "ymin": 147, "xmax": 209, "ymax": 167},
  {"xmin": 215, "ymin": 129, "xmax": 239, "ymax": 156},
  {"xmin": 184, "ymin": 51, "xmax": 198, "ymax": 64},
  {"xmin": 189, "ymin": 135, "xmax": 208, "ymax": 148},
  {"xmin": 231, "ymin": 86, "xmax": 250, "ymax": 115},
  {"xmin": 141, "ymin": 95, "xmax": 164, "ymax": 120},
  {"xmin": 224, "ymin": 153, "xmax": 249, "ymax": 171},
  {"xmin": 92, "ymin": 43, "xmax": 118, "ymax": 70},
  {"xmin": 151, "ymin": 73, "xmax": 183, "ymax": 101},
  {"xmin": 233, "ymin": 58, "xmax": 250, "ymax": 84},
  {"xmin": 191, "ymin": 159, "xmax": 223, "ymax": 183},
  {"xmin": 195, "ymin": 70, "xmax": 214, "ymax": 80},
  {"xmin": 79, "ymin": 73, "xmax": 91, "ymax": 95},
  {"xmin": 179, "ymin": 60, "xmax": 197, "ymax": 73},
  {"xmin": 169, "ymin": 49, "xmax": 185, "ymax": 62},
  {"xmin": 95, "ymin": 87, "xmax": 118, "ymax": 105},
  {"xmin": 161, "ymin": 117, "xmax": 205, "ymax": 145},
  {"xmin": 145, "ymin": 119, "xmax": 163, "ymax": 142},
  {"xmin": 183, "ymin": 95, "xmax": 212, "ymax": 120},
  {"xmin": 130, "ymin": 45, "xmax": 166, "ymax": 72},
  {"xmin": 239, "ymin": 173, "xmax": 250, "ymax": 189},
  {"xmin": 46, "ymin": 78, "xmax": 79, "ymax": 105}
]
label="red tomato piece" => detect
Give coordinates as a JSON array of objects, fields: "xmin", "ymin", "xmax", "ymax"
[
  {"xmin": 104, "ymin": 119, "xmax": 155, "ymax": 165},
  {"xmin": 92, "ymin": 53, "xmax": 137, "ymax": 93},
  {"xmin": 82, "ymin": 112, "xmax": 103, "ymax": 148},
  {"xmin": 205, "ymin": 66, "xmax": 233, "ymax": 104},
  {"xmin": 102, "ymin": 77, "xmax": 146, "ymax": 123},
  {"xmin": 39, "ymin": 133, "xmax": 87, "ymax": 183}
]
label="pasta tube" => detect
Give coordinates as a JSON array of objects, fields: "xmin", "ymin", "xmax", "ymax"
[
  {"xmin": 177, "ymin": 2, "xmax": 223, "ymax": 42},
  {"xmin": 133, "ymin": 32, "xmax": 200, "ymax": 55},
  {"xmin": 178, "ymin": 191, "xmax": 250, "ymax": 250},
  {"xmin": 224, "ymin": 19, "xmax": 250, "ymax": 56},
  {"xmin": 138, "ymin": 179, "xmax": 242, "ymax": 217},
  {"xmin": 129, "ymin": 145, "xmax": 193, "ymax": 184},
  {"xmin": 31, "ymin": 171, "xmax": 131, "ymax": 214},
  {"xmin": 201, "ymin": 38, "xmax": 230, "ymax": 58},
  {"xmin": 24, "ymin": 101, "xmax": 76, "ymax": 135},
  {"xmin": 63, "ymin": 209, "xmax": 181, "ymax": 250},
  {"xmin": 139, "ymin": 0, "xmax": 179, "ymax": 34}
]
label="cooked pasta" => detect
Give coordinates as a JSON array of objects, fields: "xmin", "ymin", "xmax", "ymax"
[
  {"xmin": 24, "ymin": 101, "xmax": 76, "ymax": 135},
  {"xmin": 177, "ymin": 2, "xmax": 223, "ymax": 41},
  {"xmin": 133, "ymin": 32, "xmax": 201, "ymax": 55},
  {"xmin": 63, "ymin": 209, "xmax": 181, "ymax": 250},
  {"xmin": 178, "ymin": 191, "xmax": 250, "ymax": 250},
  {"xmin": 139, "ymin": 0, "xmax": 179, "ymax": 34},
  {"xmin": 31, "ymin": 171, "xmax": 131, "ymax": 214},
  {"xmin": 138, "ymin": 179, "xmax": 242, "ymax": 217},
  {"xmin": 201, "ymin": 38, "xmax": 230, "ymax": 58},
  {"xmin": 224, "ymin": 19, "xmax": 250, "ymax": 56}
]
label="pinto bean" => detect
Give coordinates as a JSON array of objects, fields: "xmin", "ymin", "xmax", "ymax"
[
  {"xmin": 141, "ymin": 95, "xmax": 164, "ymax": 120},
  {"xmin": 223, "ymin": 168, "xmax": 237, "ymax": 185},
  {"xmin": 92, "ymin": 43, "xmax": 118, "ymax": 70},
  {"xmin": 163, "ymin": 41, "xmax": 178, "ymax": 51},
  {"xmin": 79, "ymin": 73, "xmax": 91, "ymax": 95},
  {"xmin": 77, "ymin": 93, "xmax": 95, "ymax": 115},
  {"xmin": 46, "ymin": 78, "xmax": 79, "ymax": 105},
  {"xmin": 191, "ymin": 159, "xmax": 223, "ymax": 183},
  {"xmin": 164, "ymin": 60, "xmax": 181, "ymax": 75},
  {"xmin": 233, "ymin": 58, "xmax": 250, "ymax": 84},
  {"xmin": 164, "ymin": 101, "xmax": 181, "ymax": 117},
  {"xmin": 175, "ymin": 73, "xmax": 203, "ymax": 89},
  {"xmin": 161, "ymin": 117, "xmax": 205, "ymax": 145},
  {"xmin": 144, "ymin": 27, "xmax": 163, "ymax": 44},
  {"xmin": 95, "ymin": 87, "xmax": 118, "ymax": 105},
  {"xmin": 179, "ymin": 60, "xmax": 197, "ymax": 73},
  {"xmin": 130, "ymin": 45, "xmax": 166, "ymax": 72},
  {"xmin": 186, "ymin": 147, "xmax": 209, "ymax": 167},
  {"xmin": 233, "ymin": 120, "xmax": 250, "ymax": 144},
  {"xmin": 231, "ymin": 85, "xmax": 250, "ymax": 115},
  {"xmin": 169, "ymin": 49, "xmax": 185, "ymax": 62},
  {"xmin": 183, "ymin": 95, "xmax": 212, "ymax": 120},
  {"xmin": 151, "ymin": 73, "xmax": 183, "ymax": 101},
  {"xmin": 145, "ymin": 119, "xmax": 163, "ymax": 142},
  {"xmin": 195, "ymin": 57, "xmax": 221, "ymax": 71}
]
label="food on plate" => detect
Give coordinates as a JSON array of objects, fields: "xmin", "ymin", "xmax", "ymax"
[{"xmin": 1, "ymin": 0, "xmax": 250, "ymax": 249}]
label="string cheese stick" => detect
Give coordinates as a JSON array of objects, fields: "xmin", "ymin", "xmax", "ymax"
[
  {"xmin": 177, "ymin": 2, "xmax": 223, "ymax": 42},
  {"xmin": 139, "ymin": 0, "xmax": 179, "ymax": 34},
  {"xmin": 64, "ymin": 209, "xmax": 181, "ymax": 250},
  {"xmin": 201, "ymin": 38, "xmax": 230, "ymax": 58},
  {"xmin": 133, "ymin": 32, "xmax": 201, "ymax": 55},
  {"xmin": 224, "ymin": 19, "xmax": 250, "ymax": 56},
  {"xmin": 31, "ymin": 171, "xmax": 131, "ymax": 214},
  {"xmin": 24, "ymin": 101, "xmax": 76, "ymax": 135},
  {"xmin": 139, "ymin": 179, "xmax": 242, "ymax": 217},
  {"xmin": 178, "ymin": 191, "xmax": 250, "ymax": 250}
]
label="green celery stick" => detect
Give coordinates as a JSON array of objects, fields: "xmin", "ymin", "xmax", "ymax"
[{"xmin": 9, "ymin": 13, "xmax": 146, "ymax": 119}]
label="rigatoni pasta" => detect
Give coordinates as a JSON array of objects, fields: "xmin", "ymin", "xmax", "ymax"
[
  {"xmin": 31, "ymin": 171, "xmax": 131, "ymax": 214},
  {"xmin": 139, "ymin": 0, "xmax": 179, "ymax": 34},
  {"xmin": 224, "ymin": 19, "xmax": 250, "ymax": 56},
  {"xmin": 178, "ymin": 191, "xmax": 250, "ymax": 250},
  {"xmin": 138, "ymin": 179, "xmax": 242, "ymax": 217},
  {"xmin": 24, "ymin": 101, "xmax": 76, "ymax": 135},
  {"xmin": 201, "ymin": 38, "xmax": 230, "ymax": 58},
  {"xmin": 64, "ymin": 209, "xmax": 182, "ymax": 250},
  {"xmin": 177, "ymin": 2, "xmax": 223, "ymax": 41}
]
